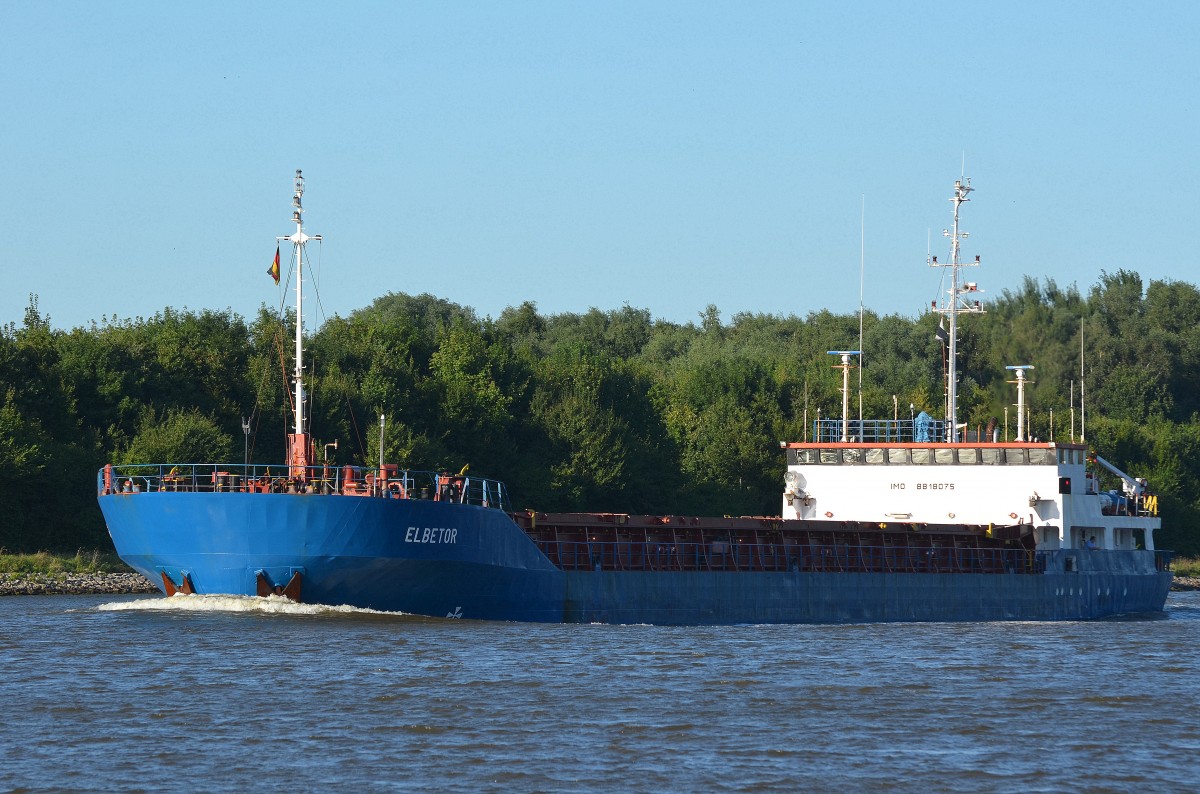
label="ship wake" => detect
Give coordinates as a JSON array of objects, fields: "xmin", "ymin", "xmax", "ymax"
[{"xmin": 95, "ymin": 593, "xmax": 408, "ymax": 618}]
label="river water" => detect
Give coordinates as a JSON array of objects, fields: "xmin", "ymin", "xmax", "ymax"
[{"xmin": 3, "ymin": 591, "xmax": 1198, "ymax": 792}]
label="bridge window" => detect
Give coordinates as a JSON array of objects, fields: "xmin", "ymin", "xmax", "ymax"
[
  {"xmin": 934, "ymin": 448, "xmax": 956, "ymax": 465},
  {"xmin": 958, "ymin": 448, "xmax": 978, "ymax": 464},
  {"xmin": 1028, "ymin": 449, "xmax": 1055, "ymax": 465},
  {"xmin": 1005, "ymin": 448, "xmax": 1028, "ymax": 465},
  {"xmin": 911, "ymin": 449, "xmax": 933, "ymax": 465},
  {"xmin": 864, "ymin": 448, "xmax": 887, "ymax": 464},
  {"xmin": 842, "ymin": 449, "xmax": 862, "ymax": 464},
  {"xmin": 791, "ymin": 449, "xmax": 820, "ymax": 465},
  {"xmin": 981, "ymin": 448, "xmax": 1004, "ymax": 465},
  {"xmin": 888, "ymin": 448, "xmax": 910, "ymax": 464},
  {"xmin": 819, "ymin": 449, "xmax": 840, "ymax": 464}
]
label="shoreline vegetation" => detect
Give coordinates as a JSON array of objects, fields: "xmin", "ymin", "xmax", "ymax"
[
  {"xmin": 1, "ymin": 552, "xmax": 1197, "ymax": 597},
  {"xmin": 0, "ymin": 550, "xmax": 156, "ymax": 596},
  {"xmin": 6, "ymin": 279, "xmax": 1200, "ymax": 560}
]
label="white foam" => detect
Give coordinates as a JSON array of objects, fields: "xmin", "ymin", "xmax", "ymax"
[{"xmin": 95, "ymin": 593, "xmax": 406, "ymax": 617}]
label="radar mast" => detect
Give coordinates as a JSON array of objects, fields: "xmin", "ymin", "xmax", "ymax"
[{"xmin": 929, "ymin": 178, "xmax": 984, "ymax": 442}]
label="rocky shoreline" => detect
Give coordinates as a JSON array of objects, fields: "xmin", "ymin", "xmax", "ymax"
[
  {"xmin": 1, "ymin": 571, "xmax": 1197, "ymax": 597},
  {"xmin": 0, "ymin": 572, "xmax": 158, "ymax": 597}
]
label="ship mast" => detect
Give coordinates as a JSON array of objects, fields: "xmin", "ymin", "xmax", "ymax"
[
  {"xmin": 930, "ymin": 177, "xmax": 984, "ymax": 442},
  {"xmin": 278, "ymin": 169, "xmax": 322, "ymax": 479},
  {"xmin": 1006, "ymin": 365, "xmax": 1035, "ymax": 441}
]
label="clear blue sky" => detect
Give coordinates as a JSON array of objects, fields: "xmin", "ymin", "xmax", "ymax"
[{"xmin": 3, "ymin": 1, "xmax": 1197, "ymax": 332}]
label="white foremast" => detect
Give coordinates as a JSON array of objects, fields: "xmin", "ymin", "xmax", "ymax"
[{"xmin": 278, "ymin": 170, "xmax": 321, "ymax": 477}]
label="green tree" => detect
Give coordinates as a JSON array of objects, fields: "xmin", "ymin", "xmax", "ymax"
[{"xmin": 120, "ymin": 408, "xmax": 234, "ymax": 465}]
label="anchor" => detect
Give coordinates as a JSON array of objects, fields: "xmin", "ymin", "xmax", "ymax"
[
  {"xmin": 160, "ymin": 571, "xmax": 195, "ymax": 596},
  {"xmin": 255, "ymin": 570, "xmax": 303, "ymax": 602}
]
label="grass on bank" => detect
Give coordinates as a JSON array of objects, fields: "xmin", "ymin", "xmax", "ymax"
[
  {"xmin": 0, "ymin": 549, "xmax": 134, "ymax": 576},
  {"xmin": 1173, "ymin": 556, "xmax": 1200, "ymax": 578}
]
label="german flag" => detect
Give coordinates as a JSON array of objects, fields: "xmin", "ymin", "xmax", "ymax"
[{"xmin": 268, "ymin": 246, "xmax": 280, "ymax": 284}]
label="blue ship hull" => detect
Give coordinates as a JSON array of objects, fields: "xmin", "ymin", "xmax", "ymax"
[
  {"xmin": 100, "ymin": 492, "xmax": 563, "ymax": 621},
  {"xmin": 562, "ymin": 568, "xmax": 1171, "ymax": 624},
  {"xmin": 99, "ymin": 491, "xmax": 1172, "ymax": 624}
]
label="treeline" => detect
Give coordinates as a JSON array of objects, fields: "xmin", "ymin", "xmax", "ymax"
[{"xmin": 3, "ymin": 269, "xmax": 1199, "ymax": 555}]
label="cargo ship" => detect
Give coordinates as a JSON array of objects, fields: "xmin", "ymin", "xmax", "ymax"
[{"xmin": 97, "ymin": 172, "xmax": 1173, "ymax": 623}]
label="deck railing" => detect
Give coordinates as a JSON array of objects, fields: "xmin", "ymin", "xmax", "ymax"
[
  {"xmin": 812, "ymin": 418, "xmax": 948, "ymax": 443},
  {"xmin": 98, "ymin": 463, "xmax": 511, "ymax": 512},
  {"xmin": 536, "ymin": 540, "xmax": 1044, "ymax": 575}
]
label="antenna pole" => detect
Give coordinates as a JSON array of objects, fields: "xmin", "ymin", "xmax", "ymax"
[
  {"xmin": 803, "ymin": 377, "xmax": 809, "ymax": 443},
  {"xmin": 829, "ymin": 351, "xmax": 861, "ymax": 442},
  {"xmin": 241, "ymin": 415, "xmax": 252, "ymax": 473},
  {"xmin": 1070, "ymin": 380, "xmax": 1076, "ymax": 443},
  {"xmin": 1006, "ymin": 365, "xmax": 1035, "ymax": 442},
  {"xmin": 858, "ymin": 195, "xmax": 865, "ymax": 432},
  {"xmin": 1080, "ymin": 327, "xmax": 1086, "ymax": 444}
]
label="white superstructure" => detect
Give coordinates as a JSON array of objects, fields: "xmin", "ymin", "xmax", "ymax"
[
  {"xmin": 780, "ymin": 441, "xmax": 1160, "ymax": 550},
  {"xmin": 784, "ymin": 175, "xmax": 1162, "ymax": 553}
]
